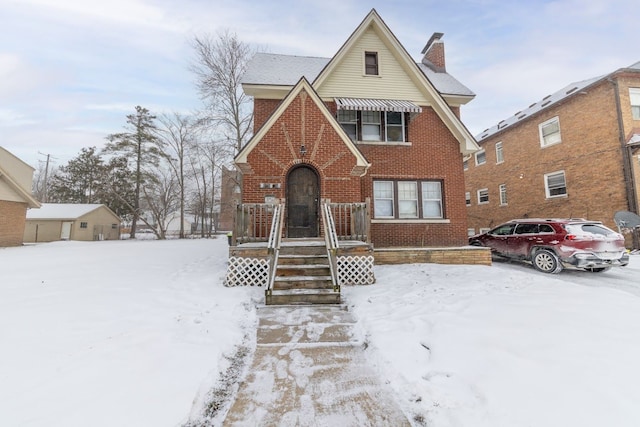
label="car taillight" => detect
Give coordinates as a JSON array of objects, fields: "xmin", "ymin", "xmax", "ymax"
[{"xmin": 565, "ymin": 234, "xmax": 577, "ymax": 240}]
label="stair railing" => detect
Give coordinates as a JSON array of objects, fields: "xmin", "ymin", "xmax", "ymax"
[
  {"xmin": 321, "ymin": 202, "xmax": 340, "ymax": 292},
  {"xmin": 325, "ymin": 198, "xmax": 370, "ymax": 243},
  {"xmin": 266, "ymin": 203, "xmax": 285, "ymax": 296}
]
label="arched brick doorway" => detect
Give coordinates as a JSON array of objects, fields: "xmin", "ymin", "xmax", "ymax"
[{"xmin": 286, "ymin": 165, "xmax": 319, "ymax": 238}]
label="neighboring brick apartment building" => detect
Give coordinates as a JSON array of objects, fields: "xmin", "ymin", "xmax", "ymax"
[
  {"xmin": 464, "ymin": 62, "xmax": 640, "ymax": 245},
  {"xmin": 234, "ymin": 9, "xmax": 480, "ymax": 248},
  {"xmin": 0, "ymin": 147, "xmax": 40, "ymax": 246}
]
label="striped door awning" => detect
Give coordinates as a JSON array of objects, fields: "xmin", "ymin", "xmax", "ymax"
[{"xmin": 335, "ymin": 97, "xmax": 422, "ymax": 113}]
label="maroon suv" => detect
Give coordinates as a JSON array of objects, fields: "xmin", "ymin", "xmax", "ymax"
[{"xmin": 469, "ymin": 218, "xmax": 629, "ymax": 273}]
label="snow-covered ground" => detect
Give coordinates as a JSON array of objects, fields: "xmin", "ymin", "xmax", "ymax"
[{"xmin": 1, "ymin": 238, "xmax": 639, "ymax": 426}]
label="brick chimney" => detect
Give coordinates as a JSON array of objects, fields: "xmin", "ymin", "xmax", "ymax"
[{"xmin": 421, "ymin": 32, "xmax": 445, "ymax": 72}]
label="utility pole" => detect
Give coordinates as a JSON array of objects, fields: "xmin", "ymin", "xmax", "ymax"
[{"xmin": 38, "ymin": 152, "xmax": 56, "ymax": 203}]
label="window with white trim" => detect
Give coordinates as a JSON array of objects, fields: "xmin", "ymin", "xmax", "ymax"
[
  {"xmin": 465, "ymin": 191, "xmax": 471, "ymax": 206},
  {"xmin": 475, "ymin": 150, "xmax": 486, "ymax": 166},
  {"xmin": 630, "ymin": 88, "xmax": 640, "ymax": 120},
  {"xmin": 539, "ymin": 116, "xmax": 561, "ymax": 147},
  {"xmin": 545, "ymin": 171, "xmax": 567, "ymax": 198},
  {"xmin": 495, "ymin": 142, "xmax": 504, "ymax": 164},
  {"xmin": 477, "ymin": 188, "xmax": 489, "ymax": 204},
  {"xmin": 422, "ymin": 181, "xmax": 443, "ymax": 218},
  {"xmin": 362, "ymin": 111, "xmax": 381, "ymax": 141},
  {"xmin": 463, "ymin": 159, "xmax": 469, "ymax": 170},
  {"xmin": 373, "ymin": 180, "xmax": 444, "ymax": 219},
  {"xmin": 385, "ymin": 111, "xmax": 405, "ymax": 142},
  {"xmin": 337, "ymin": 110, "xmax": 357, "ymax": 141},
  {"xmin": 499, "ymin": 184, "xmax": 507, "ymax": 205},
  {"xmin": 374, "ymin": 181, "xmax": 394, "ymax": 218}
]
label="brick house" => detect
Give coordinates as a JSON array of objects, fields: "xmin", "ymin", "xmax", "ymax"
[
  {"xmin": 464, "ymin": 62, "xmax": 640, "ymax": 248},
  {"xmin": 0, "ymin": 147, "xmax": 40, "ymax": 247},
  {"xmin": 235, "ymin": 9, "xmax": 479, "ymax": 249}
]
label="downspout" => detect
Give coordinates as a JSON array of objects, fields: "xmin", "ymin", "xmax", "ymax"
[{"xmin": 609, "ymin": 77, "xmax": 639, "ymax": 213}]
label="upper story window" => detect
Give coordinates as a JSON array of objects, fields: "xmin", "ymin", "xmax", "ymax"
[
  {"xmin": 463, "ymin": 159, "xmax": 469, "ymax": 170},
  {"xmin": 338, "ymin": 110, "xmax": 358, "ymax": 141},
  {"xmin": 465, "ymin": 191, "xmax": 471, "ymax": 206},
  {"xmin": 337, "ymin": 110, "xmax": 408, "ymax": 143},
  {"xmin": 495, "ymin": 142, "xmax": 504, "ymax": 164},
  {"xmin": 539, "ymin": 116, "xmax": 561, "ymax": 147},
  {"xmin": 630, "ymin": 88, "xmax": 640, "ymax": 120},
  {"xmin": 364, "ymin": 51, "xmax": 379, "ymax": 75},
  {"xmin": 374, "ymin": 180, "xmax": 444, "ymax": 219},
  {"xmin": 475, "ymin": 150, "xmax": 486, "ymax": 166},
  {"xmin": 499, "ymin": 184, "xmax": 507, "ymax": 205},
  {"xmin": 545, "ymin": 170, "xmax": 567, "ymax": 198}
]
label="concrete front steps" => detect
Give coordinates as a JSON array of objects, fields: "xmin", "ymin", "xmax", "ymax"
[{"xmin": 266, "ymin": 239, "xmax": 340, "ymax": 305}]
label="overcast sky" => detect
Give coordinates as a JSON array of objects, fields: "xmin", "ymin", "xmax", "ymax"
[{"xmin": 2, "ymin": 0, "xmax": 638, "ymax": 169}]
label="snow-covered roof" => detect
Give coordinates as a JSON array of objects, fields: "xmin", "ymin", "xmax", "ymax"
[
  {"xmin": 26, "ymin": 203, "xmax": 108, "ymax": 220},
  {"xmin": 242, "ymin": 52, "xmax": 474, "ymax": 97},
  {"xmin": 477, "ymin": 61, "xmax": 640, "ymax": 142}
]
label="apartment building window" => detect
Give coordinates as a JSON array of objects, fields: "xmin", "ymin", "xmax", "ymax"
[
  {"xmin": 465, "ymin": 191, "xmax": 471, "ymax": 206},
  {"xmin": 463, "ymin": 159, "xmax": 469, "ymax": 170},
  {"xmin": 539, "ymin": 116, "xmax": 561, "ymax": 147},
  {"xmin": 338, "ymin": 110, "xmax": 358, "ymax": 141},
  {"xmin": 467, "ymin": 228, "xmax": 476, "ymax": 237},
  {"xmin": 477, "ymin": 188, "xmax": 489, "ymax": 204},
  {"xmin": 495, "ymin": 142, "xmax": 504, "ymax": 164},
  {"xmin": 374, "ymin": 180, "xmax": 444, "ymax": 219},
  {"xmin": 630, "ymin": 88, "xmax": 640, "ymax": 120},
  {"xmin": 364, "ymin": 51, "xmax": 379, "ymax": 75},
  {"xmin": 80, "ymin": 222, "xmax": 88, "ymax": 229},
  {"xmin": 545, "ymin": 171, "xmax": 567, "ymax": 198},
  {"xmin": 475, "ymin": 150, "xmax": 486, "ymax": 166},
  {"xmin": 499, "ymin": 184, "xmax": 507, "ymax": 205}
]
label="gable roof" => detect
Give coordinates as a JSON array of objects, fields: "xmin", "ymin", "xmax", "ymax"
[
  {"xmin": 477, "ymin": 61, "xmax": 640, "ymax": 142},
  {"xmin": 26, "ymin": 203, "xmax": 119, "ymax": 220},
  {"xmin": 235, "ymin": 77, "xmax": 370, "ymax": 173},
  {"xmin": 242, "ymin": 52, "xmax": 474, "ymax": 98},
  {"xmin": 0, "ymin": 147, "xmax": 40, "ymax": 208},
  {"xmin": 242, "ymin": 9, "xmax": 479, "ymax": 156}
]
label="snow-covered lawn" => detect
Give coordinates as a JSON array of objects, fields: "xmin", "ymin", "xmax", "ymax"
[{"xmin": 1, "ymin": 238, "xmax": 639, "ymax": 426}]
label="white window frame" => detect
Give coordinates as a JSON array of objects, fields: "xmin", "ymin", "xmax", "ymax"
[
  {"xmin": 467, "ymin": 228, "xmax": 476, "ymax": 237},
  {"xmin": 495, "ymin": 142, "xmax": 504, "ymax": 164},
  {"xmin": 499, "ymin": 184, "xmax": 507, "ymax": 206},
  {"xmin": 475, "ymin": 150, "xmax": 486, "ymax": 166},
  {"xmin": 477, "ymin": 188, "xmax": 489, "ymax": 204},
  {"xmin": 463, "ymin": 159, "xmax": 469, "ymax": 170},
  {"xmin": 398, "ymin": 181, "xmax": 419, "ymax": 219},
  {"xmin": 479, "ymin": 227, "xmax": 491, "ymax": 234},
  {"xmin": 421, "ymin": 181, "xmax": 443, "ymax": 218},
  {"xmin": 544, "ymin": 170, "xmax": 568, "ymax": 198},
  {"xmin": 362, "ymin": 111, "xmax": 381, "ymax": 141},
  {"xmin": 539, "ymin": 116, "xmax": 561, "ymax": 147},
  {"xmin": 373, "ymin": 181, "xmax": 394, "ymax": 218},
  {"xmin": 630, "ymin": 88, "xmax": 640, "ymax": 120},
  {"xmin": 465, "ymin": 191, "xmax": 471, "ymax": 206}
]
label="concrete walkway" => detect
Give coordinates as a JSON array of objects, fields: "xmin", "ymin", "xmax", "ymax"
[{"xmin": 223, "ymin": 305, "xmax": 411, "ymax": 427}]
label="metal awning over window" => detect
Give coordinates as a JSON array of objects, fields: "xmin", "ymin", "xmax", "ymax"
[{"xmin": 335, "ymin": 97, "xmax": 422, "ymax": 113}]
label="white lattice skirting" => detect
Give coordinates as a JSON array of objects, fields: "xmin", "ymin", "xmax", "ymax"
[
  {"xmin": 224, "ymin": 257, "xmax": 270, "ymax": 287},
  {"xmin": 337, "ymin": 255, "xmax": 375, "ymax": 286}
]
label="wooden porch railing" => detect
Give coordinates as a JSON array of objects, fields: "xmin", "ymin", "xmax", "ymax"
[
  {"xmin": 325, "ymin": 198, "xmax": 371, "ymax": 243},
  {"xmin": 233, "ymin": 203, "xmax": 279, "ymax": 245}
]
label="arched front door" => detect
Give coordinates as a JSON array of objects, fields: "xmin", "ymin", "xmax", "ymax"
[{"xmin": 286, "ymin": 166, "xmax": 319, "ymax": 238}]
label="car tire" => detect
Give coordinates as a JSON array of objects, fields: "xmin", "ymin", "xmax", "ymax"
[
  {"xmin": 532, "ymin": 249, "xmax": 562, "ymax": 274},
  {"xmin": 585, "ymin": 267, "xmax": 610, "ymax": 273}
]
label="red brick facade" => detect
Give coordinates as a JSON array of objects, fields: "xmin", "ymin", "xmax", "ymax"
[
  {"xmin": 0, "ymin": 200, "xmax": 28, "ymax": 247},
  {"xmin": 465, "ymin": 69, "xmax": 640, "ymax": 244},
  {"xmin": 244, "ymin": 91, "xmax": 469, "ymax": 247}
]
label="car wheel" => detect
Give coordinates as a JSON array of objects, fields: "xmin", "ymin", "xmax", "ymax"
[
  {"xmin": 585, "ymin": 267, "xmax": 610, "ymax": 273},
  {"xmin": 469, "ymin": 241, "xmax": 483, "ymax": 247},
  {"xmin": 532, "ymin": 249, "xmax": 562, "ymax": 274}
]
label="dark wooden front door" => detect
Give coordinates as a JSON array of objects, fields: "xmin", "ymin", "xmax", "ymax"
[{"xmin": 286, "ymin": 166, "xmax": 319, "ymax": 238}]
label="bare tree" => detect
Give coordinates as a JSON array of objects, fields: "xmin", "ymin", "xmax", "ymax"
[
  {"xmin": 140, "ymin": 166, "xmax": 179, "ymax": 240},
  {"xmin": 156, "ymin": 112, "xmax": 196, "ymax": 239},
  {"xmin": 190, "ymin": 30, "xmax": 254, "ymax": 153}
]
